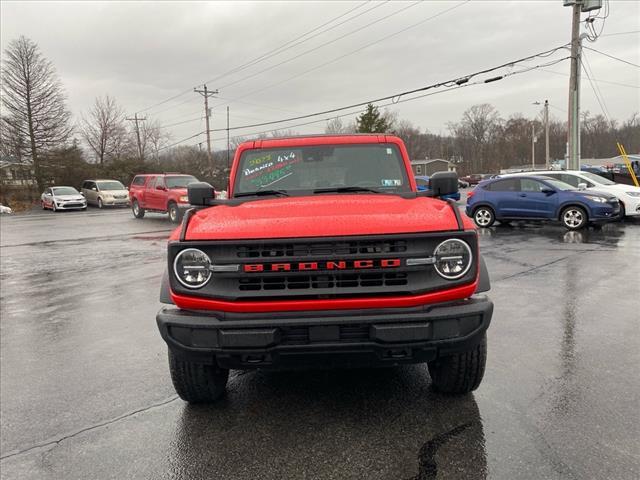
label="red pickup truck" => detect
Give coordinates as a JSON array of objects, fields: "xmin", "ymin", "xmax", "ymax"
[
  {"xmin": 156, "ymin": 135, "xmax": 493, "ymax": 403},
  {"xmin": 129, "ymin": 173, "xmax": 198, "ymax": 223}
]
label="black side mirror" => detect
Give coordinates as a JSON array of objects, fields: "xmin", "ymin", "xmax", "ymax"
[
  {"xmin": 188, "ymin": 182, "xmax": 216, "ymax": 206},
  {"xmin": 541, "ymin": 187, "xmax": 555, "ymax": 195},
  {"xmin": 429, "ymin": 172, "xmax": 459, "ymax": 197}
]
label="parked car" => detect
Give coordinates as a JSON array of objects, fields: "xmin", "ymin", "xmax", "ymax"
[
  {"xmin": 503, "ymin": 170, "xmax": 640, "ymax": 218},
  {"xmin": 81, "ymin": 179, "xmax": 130, "ymax": 208},
  {"xmin": 129, "ymin": 173, "xmax": 199, "ymax": 223},
  {"xmin": 41, "ymin": 186, "xmax": 87, "ymax": 211},
  {"xmin": 0, "ymin": 204, "xmax": 13, "ymax": 214},
  {"xmin": 415, "ymin": 175, "xmax": 461, "ymax": 201},
  {"xmin": 466, "ymin": 175, "xmax": 620, "ymax": 230},
  {"xmin": 460, "ymin": 174, "xmax": 490, "ymax": 186}
]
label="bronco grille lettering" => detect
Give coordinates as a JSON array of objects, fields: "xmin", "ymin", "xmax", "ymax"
[{"xmin": 242, "ymin": 258, "xmax": 401, "ymax": 273}]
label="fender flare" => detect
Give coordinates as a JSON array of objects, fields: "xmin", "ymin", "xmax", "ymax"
[
  {"xmin": 475, "ymin": 255, "xmax": 491, "ymax": 293},
  {"xmin": 160, "ymin": 269, "xmax": 174, "ymax": 304}
]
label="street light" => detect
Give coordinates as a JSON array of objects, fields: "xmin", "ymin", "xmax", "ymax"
[{"xmin": 533, "ymin": 100, "xmax": 550, "ymax": 169}]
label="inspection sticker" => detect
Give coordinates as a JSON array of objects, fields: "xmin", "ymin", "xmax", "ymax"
[{"xmin": 381, "ymin": 179, "xmax": 402, "ymax": 186}]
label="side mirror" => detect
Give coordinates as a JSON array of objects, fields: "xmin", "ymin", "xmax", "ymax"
[
  {"xmin": 80, "ymin": 192, "xmax": 85, "ymax": 197},
  {"xmin": 188, "ymin": 182, "xmax": 216, "ymax": 206},
  {"xmin": 541, "ymin": 187, "xmax": 555, "ymax": 195},
  {"xmin": 156, "ymin": 185, "xmax": 166, "ymax": 191},
  {"xmin": 577, "ymin": 183, "xmax": 587, "ymax": 190},
  {"xmin": 429, "ymin": 172, "xmax": 459, "ymax": 197}
]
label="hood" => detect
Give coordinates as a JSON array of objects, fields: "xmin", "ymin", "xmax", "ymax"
[
  {"xmin": 600, "ymin": 183, "xmax": 640, "ymax": 194},
  {"xmin": 55, "ymin": 194, "xmax": 85, "ymax": 201},
  {"xmin": 183, "ymin": 194, "xmax": 465, "ymax": 241},
  {"xmin": 573, "ymin": 190, "xmax": 616, "ymax": 201}
]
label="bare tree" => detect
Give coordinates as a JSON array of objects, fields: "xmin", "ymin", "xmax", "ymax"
[
  {"xmin": 80, "ymin": 95, "xmax": 127, "ymax": 165},
  {"xmin": 140, "ymin": 119, "xmax": 171, "ymax": 162},
  {"xmin": 1, "ymin": 36, "xmax": 72, "ymax": 189}
]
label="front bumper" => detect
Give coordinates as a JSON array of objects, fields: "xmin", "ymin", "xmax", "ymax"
[
  {"xmin": 56, "ymin": 201, "xmax": 86, "ymax": 210},
  {"xmin": 590, "ymin": 202, "xmax": 620, "ymax": 221},
  {"xmin": 102, "ymin": 197, "xmax": 130, "ymax": 206},
  {"xmin": 157, "ymin": 295, "xmax": 493, "ymax": 369}
]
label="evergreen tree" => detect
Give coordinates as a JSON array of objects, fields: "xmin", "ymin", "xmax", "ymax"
[{"xmin": 356, "ymin": 104, "xmax": 391, "ymax": 133}]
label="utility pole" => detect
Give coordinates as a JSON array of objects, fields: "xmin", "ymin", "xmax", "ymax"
[
  {"xmin": 533, "ymin": 100, "xmax": 550, "ymax": 168},
  {"xmin": 126, "ymin": 113, "xmax": 146, "ymax": 161},
  {"xmin": 567, "ymin": 1, "xmax": 583, "ymax": 171},
  {"xmin": 531, "ymin": 124, "xmax": 538, "ymax": 170},
  {"xmin": 544, "ymin": 99, "xmax": 550, "ymax": 169},
  {"xmin": 194, "ymin": 84, "xmax": 219, "ymax": 169},
  {"xmin": 226, "ymin": 106, "xmax": 230, "ymax": 171}
]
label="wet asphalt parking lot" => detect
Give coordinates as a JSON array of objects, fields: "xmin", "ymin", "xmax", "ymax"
[{"xmin": 1, "ymin": 201, "xmax": 639, "ymax": 480}]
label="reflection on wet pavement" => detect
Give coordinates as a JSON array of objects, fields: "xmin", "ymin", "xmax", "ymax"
[{"xmin": 1, "ymin": 209, "xmax": 639, "ymax": 479}]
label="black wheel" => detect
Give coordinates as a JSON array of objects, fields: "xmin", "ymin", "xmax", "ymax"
[
  {"xmin": 132, "ymin": 199, "xmax": 145, "ymax": 219},
  {"xmin": 168, "ymin": 350, "xmax": 229, "ymax": 404},
  {"xmin": 168, "ymin": 202, "xmax": 182, "ymax": 224},
  {"xmin": 561, "ymin": 205, "xmax": 587, "ymax": 230},
  {"xmin": 619, "ymin": 202, "xmax": 626, "ymax": 219},
  {"xmin": 428, "ymin": 335, "xmax": 487, "ymax": 394},
  {"xmin": 97, "ymin": 197, "xmax": 103, "ymax": 209},
  {"xmin": 52, "ymin": 202, "xmax": 58, "ymax": 212},
  {"xmin": 473, "ymin": 206, "xmax": 495, "ymax": 228}
]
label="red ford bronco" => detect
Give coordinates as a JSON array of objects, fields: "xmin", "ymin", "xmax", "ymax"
[
  {"xmin": 129, "ymin": 173, "xmax": 199, "ymax": 223},
  {"xmin": 156, "ymin": 135, "xmax": 492, "ymax": 403}
]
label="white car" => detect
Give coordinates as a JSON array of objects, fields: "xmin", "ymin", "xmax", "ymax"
[
  {"xmin": 0, "ymin": 204, "xmax": 13, "ymax": 214},
  {"xmin": 503, "ymin": 170, "xmax": 640, "ymax": 218},
  {"xmin": 41, "ymin": 186, "xmax": 87, "ymax": 211}
]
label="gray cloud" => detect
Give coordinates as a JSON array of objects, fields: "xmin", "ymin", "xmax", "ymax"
[{"xmin": 2, "ymin": 0, "xmax": 638, "ymax": 149}]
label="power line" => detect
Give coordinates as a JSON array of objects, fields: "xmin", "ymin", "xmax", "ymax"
[
  {"xmin": 208, "ymin": 57, "xmax": 571, "ymax": 143},
  {"xmin": 581, "ymin": 51, "xmax": 614, "ymax": 126},
  {"xmin": 207, "ymin": 44, "xmax": 569, "ymax": 134},
  {"xmin": 213, "ymin": 0, "xmax": 471, "ymax": 109},
  {"xmin": 158, "ymin": 131, "xmax": 206, "ymax": 152},
  {"xmin": 217, "ymin": 1, "xmax": 419, "ymax": 91},
  {"xmin": 135, "ymin": 1, "xmax": 374, "ymax": 115},
  {"xmin": 600, "ymin": 30, "xmax": 640, "ymax": 37},
  {"xmin": 199, "ymin": 1, "xmax": 385, "ymax": 87},
  {"xmin": 161, "ymin": 52, "xmax": 569, "ymax": 151},
  {"xmin": 583, "ymin": 46, "xmax": 640, "ymax": 68},
  {"xmin": 540, "ymin": 68, "xmax": 640, "ymax": 89}
]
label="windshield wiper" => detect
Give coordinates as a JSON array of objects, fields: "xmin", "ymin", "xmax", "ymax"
[
  {"xmin": 313, "ymin": 186, "xmax": 381, "ymax": 194},
  {"xmin": 234, "ymin": 189, "xmax": 290, "ymax": 198}
]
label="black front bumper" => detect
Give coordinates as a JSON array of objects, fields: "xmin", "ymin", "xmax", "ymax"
[{"xmin": 157, "ymin": 296, "xmax": 493, "ymax": 369}]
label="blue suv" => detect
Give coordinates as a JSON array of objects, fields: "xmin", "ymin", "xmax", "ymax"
[{"xmin": 466, "ymin": 175, "xmax": 620, "ymax": 230}]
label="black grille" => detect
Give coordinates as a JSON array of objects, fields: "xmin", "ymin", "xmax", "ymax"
[
  {"xmin": 281, "ymin": 324, "xmax": 370, "ymax": 345},
  {"xmin": 239, "ymin": 272, "xmax": 408, "ymax": 291},
  {"xmin": 236, "ymin": 239, "xmax": 407, "ymax": 258},
  {"xmin": 168, "ymin": 232, "xmax": 478, "ymax": 301}
]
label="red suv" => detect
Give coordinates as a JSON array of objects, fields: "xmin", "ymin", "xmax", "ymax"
[
  {"xmin": 156, "ymin": 135, "xmax": 493, "ymax": 403},
  {"xmin": 129, "ymin": 174, "xmax": 199, "ymax": 223}
]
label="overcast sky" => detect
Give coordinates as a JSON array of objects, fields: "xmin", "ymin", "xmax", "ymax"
[{"xmin": 1, "ymin": 0, "xmax": 638, "ymax": 150}]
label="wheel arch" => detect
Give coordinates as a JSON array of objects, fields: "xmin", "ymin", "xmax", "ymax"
[{"xmin": 557, "ymin": 202, "xmax": 590, "ymax": 220}]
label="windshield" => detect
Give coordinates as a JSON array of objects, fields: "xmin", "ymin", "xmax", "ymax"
[
  {"xmin": 544, "ymin": 179, "xmax": 575, "ymax": 191},
  {"xmin": 234, "ymin": 144, "xmax": 410, "ymax": 195},
  {"xmin": 166, "ymin": 176, "xmax": 198, "ymax": 189},
  {"xmin": 580, "ymin": 171, "xmax": 615, "ymax": 185},
  {"xmin": 97, "ymin": 181, "xmax": 125, "ymax": 191},
  {"xmin": 52, "ymin": 187, "xmax": 79, "ymax": 195}
]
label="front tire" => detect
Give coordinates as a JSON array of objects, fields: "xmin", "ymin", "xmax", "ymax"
[
  {"xmin": 132, "ymin": 199, "xmax": 145, "ymax": 219},
  {"xmin": 561, "ymin": 206, "xmax": 587, "ymax": 230},
  {"xmin": 473, "ymin": 206, "xmax": 495, "ymax": 228},
  {"xmin": 168, "ymin": 350, "xmax": 229, "ymax": 403},
  {"xmin": 168, "ymin": 202, "xmax": 182, "ymax": 224},
  {"xmin": 428, "ymin": 335, "xmax": 487, "ymax": 394},
  {"xmin": 98, "ymin": 197, "xmax": 104, "ymax": 209}
]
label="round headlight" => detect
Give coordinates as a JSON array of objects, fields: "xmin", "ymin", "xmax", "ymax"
[
  {"xmin": 433, "ymin": 239, "xmax": 473, "ymax": 280},
  {"xmin": 173, "ymin": 248, "xmax": 212, "ymax": 289}
]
